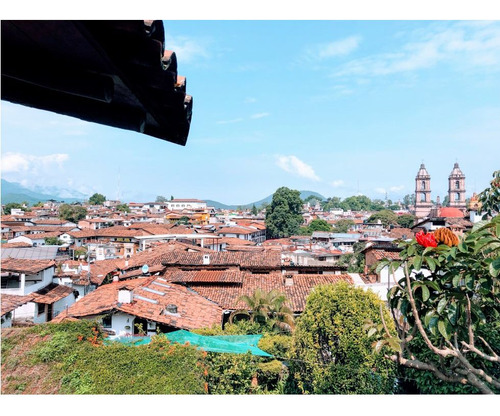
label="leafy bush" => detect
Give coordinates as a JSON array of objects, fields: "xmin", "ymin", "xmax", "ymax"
[
  {"xmin": 258, "ymin": 334, "xmax": 291, "ymax": 357},
  {"xmin": 286, "ymin": 282, "xmax": 397, "ymax": 394}
]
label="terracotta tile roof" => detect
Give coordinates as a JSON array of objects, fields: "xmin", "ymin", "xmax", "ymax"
[
  {"xmin": 1, "ymin": 294, "xmax": 34, "ymax": 315},
  {"xmin": 31, "ymin": 284, "xmax": 75, "ymax": 304},
  {"xmin": 158, "ymin": 250, "xmax": 281, "ymax": 269},
  {"xmin": 54, "ymin": 277, "xmax": 222, "ymax": 330},
  {"xmin": 164, "ymin": 270, "xmax": 243, "ymax": 284},
  {"xmin": 217, "ymin": 226, "xmax": 255, "ymax": 235},
  {"xmin": 189, "ymin": 272, "xmax": 353, "ymax": 312},
  {"xmin": 23, "ymin": 231, "xmax": 66, "ymax": 240},
  {"xmin": 218, "ymin": 237, "xmax": 256, "ymax": 246},
  {"xmin": 371, "ymin": 250, "xmax": 401, "ymax": 261},
  {"xmin": 118, "ymin": 264, "xmax": 165, "ymax": 280},
  {"xmin": 31, "ymin": 219, "xmax": 71, "ymax": 225},
  {"xmin": 1, "ymin": 242, "xmax": 33, "ymax": 248},
  {"xmin": 1, "ymin": 258, "xmax": 55, "ymax": 274}
]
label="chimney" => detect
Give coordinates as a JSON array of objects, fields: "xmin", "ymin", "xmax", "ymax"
[
  {"xmin": 113, "ymin": 275, "xmax": 119, "ymax": 282},
  {"xmin": 164, "ymin": 304, "xmax": 178, "ymax": 314},
  {"xmin": 203, "ymin": 254, "xmax": 210, "ymax": 265},
  {"xmin": 118, "ymin": 287, "xmax": 133, "ymax": 304},
  {"xmin": 284, "ymin": 274, "xmax": 294, "ymax": 287}
]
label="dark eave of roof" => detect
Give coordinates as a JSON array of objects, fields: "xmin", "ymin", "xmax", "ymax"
[{"xmin": 1, "ymin": 20, "xmax": 192, "ymax": 146}]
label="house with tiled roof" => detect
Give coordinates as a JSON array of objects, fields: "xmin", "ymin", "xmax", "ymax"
[
  {"xmin": 163, "ymin": 270, "xmax": 354, "ymax": 324},
  {"xmin": 1, "ymin": 258, "xmax": 77, "ymax": 325},
  {"xmin": 53, "ymin": 276, "xmax": 222, "ymax": 335}
]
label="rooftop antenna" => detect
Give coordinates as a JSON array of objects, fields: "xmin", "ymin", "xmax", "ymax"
[{"xmin": 116, "ymin": 167, "xmax": 122, "ymax": 202}]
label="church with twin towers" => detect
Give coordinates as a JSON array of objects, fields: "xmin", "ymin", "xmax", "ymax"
[{"xmin": 413, "ymin": 162, "xmax": 467, "ymax": 218}]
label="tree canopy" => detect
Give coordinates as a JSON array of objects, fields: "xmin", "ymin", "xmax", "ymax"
[
  {"xmin": 367, "ymin": 209, "xmax": 398, "ymax": 227},
  {"xmin": 287, "ymin": 282, "xmax": 396, "ymax": 394},
  {"xmin": 59, "ymin": 204, "xmax": 87, "ymax": 223},
  {"xmin": 3, "ymin": 202, "xmax": 29, "ymax": 215},
  {"xmin": 396, "ymin": 213, "xmax": 416, "ymax": 229},
  {"xmin": 116, "ymin": 203, "xmax": 130, "ymax": 213},
  {"xmin": 370, "ymin": 214, "xmax": 500, "ymax": 393},
  {"xmin": 156, "ymin": 195, "xmax": 167, "ymax": 203},
  {"xmin": 332, "ymin": 219, "xmax": 355, "ymax": 233},
  {"xmin": 265, "ymin": 187, "xmax": 303, "ymax": 239},
  {"xmin": 88, "ymin": 193, "xmax": 106, "ymax": 205}
]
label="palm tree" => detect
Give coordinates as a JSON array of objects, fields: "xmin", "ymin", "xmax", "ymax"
[{"xmin": 229, "ymin": 288, "xmax": 295, "ymax": 333}]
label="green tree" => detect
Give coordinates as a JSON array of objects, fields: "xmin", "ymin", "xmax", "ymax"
[
  {"xmin": 3, "ymin": 202, "xmax": 28, "ymax": 214},
  {"xmin": 116, "ymin": 203, "xmax": 130, "ymax": 213},
  {"xmin": 332, "ymin": 219, "xmax": 355, "ymax": 233},
  {"xmin": 442, "ymin": 195, "xmax": 450, "ymax": 207},
  {"xmin": 402, "ymin": 194, "xmax": 415, "ymax": 209},
  {"xmin": 478, "ymin": 169, "xmax": 500, "ymax": 218},
  {"xmin": 44, "ymin": 236, "xmax": 63, "ymax": 245},
  {"xmin": 396, "ymin": 213, "xmax": 416, "ymax": 229},
  {"xmin": 156, "ymin": 195, "xmax": 167, "ymax": 203},
  {"xmin": 251, "ymin": 204, "xmax": 258, "ymax": 216},
  {"xmin": 230, "ymin": 288, "xmax": 295, "ymax": 333},
  {"xmin": 88, "ymin": 193, "xmax": 106, "ymax": 205},
  {"xmin": 367, "ymin": 209, "xmax": 398, "ymax": 227},
  {"xmin": 339, "ymin": 195, "xmax": 372, "ymax": 212},
  {"xmin": 33, "ymin": 201, "xmax": 44, "ymax": 207},
  {"xmin": 370, "ymin": 215, "xmax": 500, "ymax": 394},
  {"xmin": 265, "ymin": 187, "xmax": 303, "ymax": 239},
  {"xmin": 307, "ymin": 219, "xmax": 332, "ymax": 233},
  {"xmin": 287, "ymin": 282, "xmax": 396, "ymax": 394},
  {"xmin": 322, "ymin": 196, "xmax": 342, "ymax": 211},
  {"xmin": 59, "ymin": 204, "xmax": 87, "ymax": 223}
]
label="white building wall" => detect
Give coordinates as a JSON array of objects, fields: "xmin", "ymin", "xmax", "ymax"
[
  {"xmin": 110, "ymin": 312, "xmax": 136, "ymax": 336},
  {"xmin": 52, "ymin": 294, "xmax": 76, "ymax": 320}
]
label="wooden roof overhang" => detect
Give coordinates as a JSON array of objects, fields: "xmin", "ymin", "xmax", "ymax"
[{"xmin": 1, "ymin": 20, "xmax": 192, "ymax": 146}]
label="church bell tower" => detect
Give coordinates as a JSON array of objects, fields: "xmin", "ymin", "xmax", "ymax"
[{"xmin": 414, "ymin": 163, "xmax": 432, "ymax": 218}]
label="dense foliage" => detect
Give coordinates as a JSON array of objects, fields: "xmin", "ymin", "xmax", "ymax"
[
  {"xmin": 3, "ymin": 202, "xmax": 29, "ymax": 214},
  {"xmin": 265, "ymin": 187, "xmax": 304, "ymax": 238},
  {"xmin": 367, "ymin": 209, "xmax": 398, "ymax": 227},
  {"xmin": 396, "ymin": 213, "xmax": 417, "ymax": 229},
  {"xmin": 59, "ymin": 204, "xmax": 87, "ymax": 223},
  {"xmin": 1, "ymin": 321, "xmax": 206, "ymax": 394},
  {"xmin": 115, "ymin": 203, "xmax": 130, "ymax": 213},
  {"xmin": 371, "ymin": 215, "xmax": 500, "ymax": 394},
  {"xmin": 88, "ymin": 193, "xmax": 106, "ymax": 205},
  {"xmin": 286, "ymin": 282, "xmax": 397, "ymax": 394},
  {"xmin": 332, "ymin": 219, "xmax": 355, "ymax": 233},
  {"xmin": 298, "ymin": 218, "xmax": 332, "ymax": 235}
]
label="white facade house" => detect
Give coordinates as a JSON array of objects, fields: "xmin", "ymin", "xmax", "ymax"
[{"xmin": 166, "ymin": 199, "xmax": 207, "ymax": 211}]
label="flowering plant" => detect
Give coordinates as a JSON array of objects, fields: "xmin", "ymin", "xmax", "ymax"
[{"xmin": 415, "ymin": 230, "xmax": 437, "ymax": 248}]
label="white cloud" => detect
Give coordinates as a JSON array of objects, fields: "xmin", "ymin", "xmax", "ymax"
[
  {"xmin": 165, "ymin": 35, "xmax": 209, "ymax": 63},
  {"xmin": 333, "ymin": 22, "xmax": 500, "ymax": 78},
  {"xmin": 1, "ymin": 152, "xmax": 69, "ymax": 173},
  {"xmin": 330, "ymin": 180, "xmax": 345, "ymax": 188},
  {"xmin": 375, "ymin": 187, "xmax": 387, "ymax": 194},
  {"xmin": 306, "ymin": 36, "xmax": 361, "ymax": 61},
  {"xmin": 390, "ymin": 185, "xmax": 405, "ymax": 192},
  {"xmin": 244, "ymin": 97, "xmax": 257, "ymax": 103},
  {"xmin": 250, "ymin": 112, "xmax": 270, "ymax": 119},
  {"xmin": 276, "ymin": 155, "xmax": 320, "ymax": 181}
]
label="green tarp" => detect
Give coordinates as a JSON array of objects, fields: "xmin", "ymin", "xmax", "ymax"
[{"xmin": 105, "ymin": 330, "xmax": 272, "ymax": 357}]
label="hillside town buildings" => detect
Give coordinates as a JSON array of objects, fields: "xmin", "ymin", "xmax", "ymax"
[{"xmin": 1, "ymin": 160, "xmax": 482, "ymax": 332}]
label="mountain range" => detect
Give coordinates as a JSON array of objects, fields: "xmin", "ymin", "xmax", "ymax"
[
  {"xmin": 204, "ymin": 190, "xmax": 325, "ymax": 210},
  {"xmin": 1, "ymin": 179, "xmax": 325, "ymax": 210},
  {"xmin": 1, "ymin": 179, "xmax": 86, "ymax": 205}
]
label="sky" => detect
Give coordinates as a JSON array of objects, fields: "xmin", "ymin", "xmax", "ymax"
[{"xmin": 2, "ymin": 17, "xmax": 500, "ymax": 205}]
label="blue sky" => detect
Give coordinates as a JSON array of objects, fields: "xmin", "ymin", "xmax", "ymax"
[{"xmin": 2, "ymin": 19, "xmax": 500, "ymax": 205}]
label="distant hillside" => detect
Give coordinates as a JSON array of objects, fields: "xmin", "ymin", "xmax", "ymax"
[
  {"xmin": 1, "ymin": 179, "xmax": 84, "ymax": 205},
  {"xmin": 205, "ymin": 191, "xmax": 325, "ymax": 210}
]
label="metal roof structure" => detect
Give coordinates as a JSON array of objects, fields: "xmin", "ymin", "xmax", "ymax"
[
  {"xmin": 1, "ymin": 20, "xmax": 192, "ymax": 146},
  {"xmin": 1, "ymin": 246, "xmax": 60, "ymax": 260}
]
